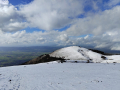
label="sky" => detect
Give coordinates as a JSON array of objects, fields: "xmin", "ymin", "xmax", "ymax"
[{"xmin": 0, "ymin": 0, "xmax": 120, "ymax": 51}]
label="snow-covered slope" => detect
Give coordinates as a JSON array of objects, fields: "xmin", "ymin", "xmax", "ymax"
[
  {"xmin": 22, "ymin": 46, "xmax": 120, "ymax": 64},
  {"xmin": 50, "ymin": 46, "xmax": 87, "ymax": 60},
  {"xmin": 50, "ymin": 46, "xmax": 120, "ymax": 63},
  {"xmin": 50, "ymin": 46, "xmax": 103, "ymax": 63},
  {"xmin": 0, "ymin": 62, "xmax": 120, "ymax": 90},
  {"xmin": 102, "ymin": 55, "xmax": 120, "ymax": 63},
  {"xmin": 0, "ymin": 46, "xmax": 120, "ymax": 90}
]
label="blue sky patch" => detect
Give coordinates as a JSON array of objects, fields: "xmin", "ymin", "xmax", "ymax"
[
  {"xmin": 9, "ymin": 0, "xmax": 33, "ymax": 5},
  {"xmin": 22, "ymin": 27, "xmax": 45, "ymax": 33}
]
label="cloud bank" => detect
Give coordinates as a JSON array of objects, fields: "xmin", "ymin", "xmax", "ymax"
[{"xmin": 0, "ymin": 0, "xmax": 120, "ymax": 51}]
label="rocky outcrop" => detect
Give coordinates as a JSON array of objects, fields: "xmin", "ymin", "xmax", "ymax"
[
  {"xmin": 89, "ymin": 49, "xmax": 105, "ymax": 54},
  {"xmin": 22, "ymin": 54, "xmax": 65, "ymax": 65},
  {"xmin": 101, "ymin": 56, "xmax": 107, "ymax": 60}
]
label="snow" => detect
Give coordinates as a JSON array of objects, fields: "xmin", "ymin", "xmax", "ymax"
[
  {"xmin": 106, "ymin": 55, "xmax": 120, "ymax": 60},
  {"xmin": 50, "ymin": 46, "xmax": 87, "ymax": 60},
  {"xmin": 101, "ymin": 60, "xmax": 120, "ymax": 63},
  {"xmin": 50, "ymin": 46, "xmax": 120, "ymax": 63},
  {"xmin": 0, "ymin": 62, "xmax": 120, "ymax": 90},
  {"xmin": 101, "ymin": 55, "xmax": 120, "ymax": 63},
  {"xmin": 50, "ymin": 46, "xmax": 102, "ymax": 62},
  {"xmin": 0, "ymin": 46, "xmax": 120, "ymax": 90}
]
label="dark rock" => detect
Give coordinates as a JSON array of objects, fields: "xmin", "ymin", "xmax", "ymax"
[
  {"xmin": 89, "ymin": 49, "xmax": 113, "ymax": 55},
  {"xmin": 101, "ymin": 56, "xmax": 107, "ymax": 60},
  {"xmin": 75, "ymin": 61, "xmax": 78, "ymax": 63},
  {"xmin": 86, "ymin": 60, "xmax": 90, "ymax": 63},
  {"xmin": 89, "ymin": 59, "xmax": 92, "ymax": 61},
  {"xmin": 89, "ymin": 49, "xmax": 105, "ymax": 54},
  {"xmin": 22, "ymin": 54, "xmax": 65, "ymax": 65}
]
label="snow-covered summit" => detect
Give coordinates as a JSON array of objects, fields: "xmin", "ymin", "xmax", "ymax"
[
  {"xmin": 50, "ymin": 46, "xmax": 103, "ymax": 63},
  {"xmin": 50, "ymin": 46, "xmax": 120, "ymax": 63}
]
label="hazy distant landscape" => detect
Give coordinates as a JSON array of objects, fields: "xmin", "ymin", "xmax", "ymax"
[{"xmin": 0, "ymin": 46, "xmax": 61, "ymax": 67}]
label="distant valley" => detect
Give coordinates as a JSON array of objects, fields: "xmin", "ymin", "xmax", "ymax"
[
  {"xmin": 0, "ymin": 46, "xmax": 120, "ymax": 67},
  {"xmin": 0, "ymin": 46, "xmax": 61, "ymax": 67}
]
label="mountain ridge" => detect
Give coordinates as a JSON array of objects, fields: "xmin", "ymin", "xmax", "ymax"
[{"xmin": 23, "ymin": 46, "xmax": 120, "ymax": 65}]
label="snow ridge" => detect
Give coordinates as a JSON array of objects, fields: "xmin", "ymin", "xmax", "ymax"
[
  {"xmin": 50, "ymin": 46, "xmax": 103, "ymax": 63},
  {"xmin": 50, "ymin": 46, "xmax": 120, "ymax": 63}
]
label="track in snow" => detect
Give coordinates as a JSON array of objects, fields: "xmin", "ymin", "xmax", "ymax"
[
  {"xmin": 0, "ymin": 62, "xmax": 120, "ymax": 90},
  {"xmin": 0, "ymin": 69, "xmax": 21, "ymax": 90}
]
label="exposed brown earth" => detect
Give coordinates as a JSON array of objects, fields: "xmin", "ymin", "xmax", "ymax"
[{"xmin": 22, "ymin": 54, "xmax": 65, "ymax": 65}]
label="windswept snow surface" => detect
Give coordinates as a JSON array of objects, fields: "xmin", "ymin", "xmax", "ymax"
[
  {"xmin": 0, "ymin": 62, "xmax": 120, "ymax": 90},
  {"xmin": 50, "ymin": 46, "xmax": 120, "ymax": 63},
  {"xmin": 50, "ymin": 46, "xmax": 87, "ymax": 60},
  {"xmin": 102, "ymin": 55, "xmax": 120, "ymax": 63},
  {"xmin": 50, "ymin": 46, "xmax": 103, "ymax": 63},
  {"xmin": 50, "ymin": 46, "xmax": 103, "ymax": 61}
]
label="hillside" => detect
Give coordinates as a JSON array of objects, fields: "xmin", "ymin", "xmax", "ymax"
[
  {"xmin": 0, "ymin": 46, "xmax": 120, "ymax": 90},
  {"xmin": 23, "ymin": 46, "xmax": 120, "ymax": 65},
  {"xmin": 0, "ymin": 62, "xmax": 120, "ymax": 90}
]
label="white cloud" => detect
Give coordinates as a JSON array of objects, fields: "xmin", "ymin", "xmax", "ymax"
[
  {"xmin": 84, "ymin": 35, "xmax": 89, "ymax": 39},
  {"xmin": 65, "ymin": 5, "xmax": 120, "ymax": 36},
  {"xmin": 0, "ymin": 30, "xmax": 60, "ymax": 46},
  {"xmin": 0, "ymin": 0, "xmax": 120, "ymax": 51},
  {"xmin": 0, "ymin": 0, "xmax": 9, "ymax": 5},
  {"xmin": 19, "ymin": 0, "xmax": 84, "ymax": 30},
  {"xmin": 37, "ymin": 38, "xmax": 46, "ymax": 43},
  {"xmin": 0, "ymin": 28, "xmax": 120, "ymax": 50},
  {"xmin": 107, "ymin": 0, "xmax": 120, "ymax": 7},
  {"xmin": 12, "ymin": 30, "xmax": 26, "ymax": 38},
  {"xmin": 0, "ymin": 2, "xmax": 27, "ymax": 32},
  {"xmin": 58, "ymin": 34, "xmax": 69, "ymax": 41},
  {"xmin": 111, "ymin": 44, "xmax": 120, "ymax": 50}
]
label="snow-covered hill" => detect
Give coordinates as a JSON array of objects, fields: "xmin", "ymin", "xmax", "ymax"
[
  {"xmin": 0, "ymin": 62, "xmax": 120, "ymax": 90},
  {"xmin": 22, "ymin": 46, "xmax": 120, "ymax": 65},
  {"xmin": 50, "ymin": 46, "xmax": 120, "ymax": 63},
  {"xmin": 0, "ymin": 46, "xmax": 120, "ymax": 90}
]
